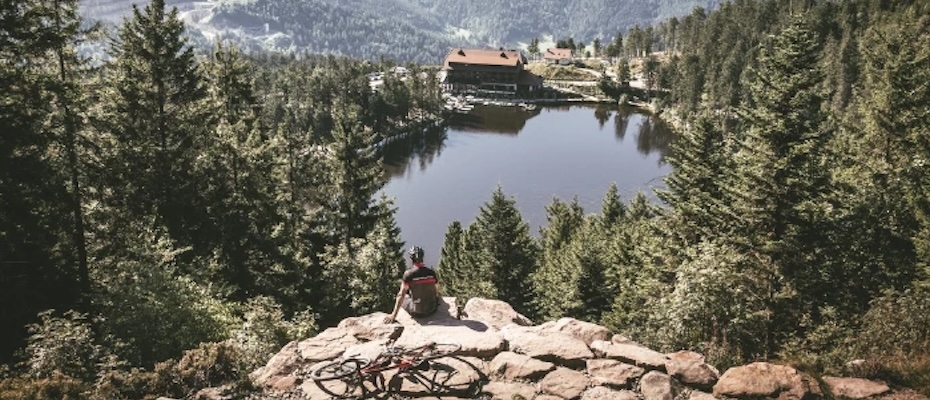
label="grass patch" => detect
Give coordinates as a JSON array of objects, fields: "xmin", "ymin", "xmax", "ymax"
[{"xmin": 526, "ymin": 64, "xmax": 598, "ymax": 81}]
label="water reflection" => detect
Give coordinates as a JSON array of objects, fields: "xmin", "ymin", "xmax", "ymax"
[
  {"xmin": 382, "ymin": 126, "xmax": 448, "ymax": 179},
  {"xmin": 447, "ymin": 105, "xmax": 542, "ymax": 135},
  {"xmin": 382, "ymin": 104, "xmax": 675, "ymax": 180}
]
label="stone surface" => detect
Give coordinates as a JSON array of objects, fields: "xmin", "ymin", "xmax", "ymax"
[
  {"xmin": 296, "ymin": 328, "xmax": 360, "ymax": 362},
  {"xmin": 250, "ymin": 297, "xmax": 749, "ymax": 400},
  {"xmin": 463, "ymin": 298, "xmax": 533, "ymax": 330},
  {"xmin": 536, "ymin": 318, "xmax": 613, "ymax": 346},
  {"xmin": 590, "ymin": 340, "xmax": 669, "ymax": 371},
  {"xmin": 611, "ymin": 334, "xmax": 644, "ymax": 346},
  {"xmin": 502, "ymin": 325, "xmax": 594, "ymax": 368},
  {"xmin": 337, "ymin": 313, "xmax": 405, "ymax": 341},
  {"xmin": 481, "ymin": 381, "xmax": 539, "ymax": 400},
  {"xmin": 539, "ymin": 367, "xmax": 591, "ymax": 400},
  {"xmin": 713, "ymin": 362, "xmax": 822, "ymax": 400},
  {"xmin": 250, "ymin": 341, "xmax": 301, "ymax": 387},
  {"xmin": 582, "ymin": 387, "xmax": 639, "ymax": 400},
  {"xmin": 641, "ymin": 371, "xmax": 682, "ymax": 400},
  {"xmin": 586, "ymin": 358, "xmax": 644, "ymax": 388},
  {"xmin": 823, "ymin": 376, "xmax": 891, "ymax": 399},
  {"xmin": 665, "ymin": 350, "xmax": 719, "ymax": 389},
  {"xmin": 268, "ymin": 375, "xmax": 300, "ymax": 392},
  {"xmin": 490, "ymin": 351, "xmax": 557, "ymax": 381},
  {"xmin": 689, "ymin": 390, "xmax": 718, "ymax": 400}
]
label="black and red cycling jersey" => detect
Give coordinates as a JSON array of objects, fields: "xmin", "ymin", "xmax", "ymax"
[{"xmin": 402, "ymin": 263, "xmax": 438, "ymax": 316}]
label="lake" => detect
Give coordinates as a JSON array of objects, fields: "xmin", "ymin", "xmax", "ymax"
[{"xmin": 381, "ymin": 104, "xmax": 674, "ymax": 266}]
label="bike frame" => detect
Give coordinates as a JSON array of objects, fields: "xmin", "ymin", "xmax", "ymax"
[{"xmin": 356, "ymin": 342, "xmax": 433, "ymax": 377}]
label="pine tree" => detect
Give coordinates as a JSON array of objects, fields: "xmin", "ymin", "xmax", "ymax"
[
  {"xmin": 438, "ymin": 221, "xmax": 468, "ymax": 297},
  {"xmin": 0, "ymin": 0, "xmax": 90, "ymax": 362},
  {"xmin": 658, "ymin": 111, "xmax": 733, "ymax": 249},
  {"xmin": 320, "ymin": 101, "xmax": 383, "ymax": 256},
  {"xmin": 99, "ymin": 0, "xmax": 208, "ymax": 249},
  {"xmin": 532, "ymin": 198, "xmax": 585, "ymax": 320},
  {"xmin": 726, "ymin": 19, "xmax": 833, "ymax": 356},
  {"xmin": 528, "ymin": 37, "xmax": 540, "ymax": 58},
  {"xmin": 468, "ymin": 186, "xmax": 539, "ymax": 315},
  {"xmin": 858, "ymin": 11, "xmax": 930, "ymax": 272}
]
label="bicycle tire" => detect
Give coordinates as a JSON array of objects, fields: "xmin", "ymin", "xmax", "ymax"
[
  {"xmin": 310, "ymin": 358, "xmax": 370, "ymax": 381},
  {"xmin": 420, "ymin": 343, "xmax": 461, "ymax": 361}
]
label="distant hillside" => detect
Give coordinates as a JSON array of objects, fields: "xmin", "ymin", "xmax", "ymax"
[{"xmin": 79, "ymin": 0, "xmax": 720, "ymax": 63}]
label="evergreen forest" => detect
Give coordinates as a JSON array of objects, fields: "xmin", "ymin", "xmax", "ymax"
[{"xmin": 2, "ymin": 0, "xmax": 930, "ymax": 397}]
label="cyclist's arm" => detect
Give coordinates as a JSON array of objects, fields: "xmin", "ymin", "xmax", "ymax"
[{"xmin": 385, "ymin": 281, "xmax": 407, "ymax": 323}]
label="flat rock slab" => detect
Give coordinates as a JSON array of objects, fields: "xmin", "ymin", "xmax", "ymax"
[
  {"xmin": 464, "ymin": 298, "xmax": 533, "ymax": 330},
  {"xmin": 582, "ymin": 387, "xmax": 638, "ymax": 400},
  {"xmin": 536, "ymin": 318, "xmax": 612, "ymax": 346},
  {"xmin": 539, "ymin": 367, "xmax": 591, "ymax": 400},
  {"xmin": 502, "ymin": 325, "xmax": 594, "ymax": 368},
  {"xmin": 490, "ymin": 351, "xmax": 556, "ymax": 381},
  {"xmin": 590, "ymin": 340, "xmax": 668, "ymax": 372},
  {"xmin": 297, "ymin": 328, "xmax": 360, "ymax": 362},
  {"xmin": 823, "ymin": 377, "xmax": 890, "ymax": 399},
  {"xmin": 481, "ymin": 381, "xmax": 539, "ymax": 400},
  {"xmin": 586, "ymin": 358, "xmax": 644, "ymax": 388},
  {"xmin": 714, "ymin": 362, "xmax": 822, "ymax": 400},
  {"xmin": 395, "ymin": 322, "xmax": 507, "ymax": 359}
]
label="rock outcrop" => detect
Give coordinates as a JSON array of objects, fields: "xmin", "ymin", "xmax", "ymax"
[{"xmin": 242, "ymin": 297, "xmax": 899, "ymax": 400}]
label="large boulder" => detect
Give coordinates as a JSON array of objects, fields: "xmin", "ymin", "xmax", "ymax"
[
  {"xmin": 502, "ymin": 325, "xmax": 595, "ymax": 368},
  {"xmin": 337, "ymin": 313, "xmax": 405, "ymax": 341},
  {"xmin": 250, "ymin": 341, "xmax": 301, "ymax": 387},
  {"xmin": 463, "ymin": 298, "xmax": 533, "ymax": 330},
  {"xmin": 490, "ymin": 351, "xmax": 557, "ymax": 381},
  {"xmin": 714, "ymin": 362, "xmax": 822, "ymax": 400},
  {"xmin": 590, "ymin": 340, "xmax": 668, "ymax": 372},
  {"xmin": 539, "ymin": 367, "xmax": 591, "ymax": 400},
  {"xmin": 665, "ymin": 350, "xmax": 719, "ymax": 389},
  {"xmin": 822, "ymin": 377, "xmax": 891, "ymax": 399},
  {"xmin": 640, "ymin": 371, "xmax": 682, "ymax": 400},
  {"xmin": 296, "ymin": 328, "xmax": 360, "ymax": 362},
  {"xmin": 394, "ymin": 322, "xmax": 506, "ymax": 359},
  {"xmin": 585, "ymin": 359, "xmax": 644, "ymax": 388},
  {"xmin": 536, "ymin": 318, "xmax": 612, "ymax": 346}
]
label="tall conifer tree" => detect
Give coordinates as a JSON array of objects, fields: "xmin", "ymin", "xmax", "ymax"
[
  {"xmin": 100, "ymin": 0, "xmax": 208, "ymax": 249},
  {"xmin": 468, "ymin": 187, "xmax": 538, "ymax": 316}
]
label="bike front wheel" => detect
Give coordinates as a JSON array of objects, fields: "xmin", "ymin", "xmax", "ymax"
[{"xmin": 310, "ymin": 357, "xmax": 370, "ymax": 381}]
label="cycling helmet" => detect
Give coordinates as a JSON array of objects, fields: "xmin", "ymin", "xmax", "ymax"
[{"xmin": 407, "ymin": 246, "xmax": 424, "ymax": 262}]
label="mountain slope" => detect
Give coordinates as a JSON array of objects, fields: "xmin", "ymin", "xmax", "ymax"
[{"xmin": 79, "ymin": 0, "xmax": 720, "ymax": 63}]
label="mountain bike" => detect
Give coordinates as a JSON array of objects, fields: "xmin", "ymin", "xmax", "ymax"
[{"xmin": 311, "ymin": 338, "xmax": 461, "ymax": 398}]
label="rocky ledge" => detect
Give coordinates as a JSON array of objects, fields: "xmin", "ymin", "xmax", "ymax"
[{"xmin": 239, "ymin": 297, "xmax": 892, "ymax": 400}]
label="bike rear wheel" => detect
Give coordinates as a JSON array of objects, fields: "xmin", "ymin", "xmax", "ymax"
[{"xmin": 310, "ymin": 358, "xmax": 369, "ymax": 381}]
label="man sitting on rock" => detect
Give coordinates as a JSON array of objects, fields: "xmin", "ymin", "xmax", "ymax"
[{"xmin": 385, "ymin": 246, "xmax": 439, "ymax": 323}]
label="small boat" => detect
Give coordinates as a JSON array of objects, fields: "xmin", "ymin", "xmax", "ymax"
[{"xmin": 520, "ymin": 103, "xmax": 537, "ymax": 111}]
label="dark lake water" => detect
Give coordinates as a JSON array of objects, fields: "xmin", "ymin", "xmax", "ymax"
[{"xmin": 380, "ymin": 104, "xmax": 674, "ymax": 266}]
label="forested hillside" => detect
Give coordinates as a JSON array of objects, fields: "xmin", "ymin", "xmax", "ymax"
[{"xmin": 80, "ymin": 0, "xmax": 720, "ymax": 63}]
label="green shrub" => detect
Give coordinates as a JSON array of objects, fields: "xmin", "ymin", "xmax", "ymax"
[
  {"xmin": 230, "ymin": 296, "xmax": 316, "ymax": 370},
  {"xmin": 0, "ymin": 372, "xmax": 89, "ymax": 400},
  {"xmin": 777, "ymin": 307, "xmax": 855, "ymax": 375},
  {"xmin": 23, "ymin": 310, "xmax": 103, "ymax": 382},
  {"xmin": 152, "ymin": 342, "xmax": 251, "ymax": 399},
  {"xmin": 853, "ymin": 282, "xmax": 930, "ymax": 394}
]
